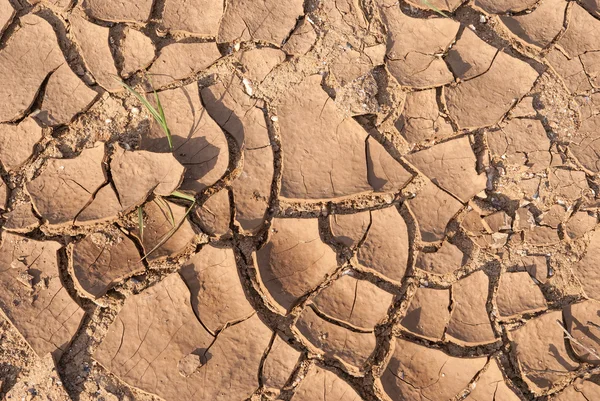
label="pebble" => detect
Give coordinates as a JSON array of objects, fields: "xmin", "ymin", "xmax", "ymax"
[
  {"xmin": 270, "ymin": 115, "xmax": 279, "ymax": 122},
  {"xmin": 479, "ymin": 15, "xmax": 487, "ymax": 23},
  {"xmin": 242, "ymin": 78, "xmax": 253, "ymax": 96},
  {"xmin": 105, "ymin": 118, "xmax": 112, "ymax": 124},
  {"xmin": 131, "ymin": 107, "xmax": 140, "ymax": 115}
]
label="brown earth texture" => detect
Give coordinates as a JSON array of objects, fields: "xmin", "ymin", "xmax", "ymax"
[{"xmin": 2, "ymin": 0, "xmax": 600, "ymax": 400}]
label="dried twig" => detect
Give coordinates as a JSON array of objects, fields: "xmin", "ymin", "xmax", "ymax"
[{"xmin": 556, "ymin": 320, "xmax": 600, "ymax": 360}]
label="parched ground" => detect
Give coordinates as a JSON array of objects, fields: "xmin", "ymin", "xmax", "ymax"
[{"xmin": 1, "ymin": 0, "xmax": 600, "ymax": 400}]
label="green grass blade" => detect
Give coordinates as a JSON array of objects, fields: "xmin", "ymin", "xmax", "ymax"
[
  {"xmin": 170, "ymin": 190, "xmax": 196, "ymax": 203},
  {"xmin": 153, "ymin": 88, "xmax": 173, "ymax": 150},
  {"xmin": 421, "ymin": 0, "xmax": 449, "ymax": 17},
  {"xmin": 141, "ymin": 201, "xmax": 196, "ymax": 261},
  {"xmin": 164, "ymin": 201, "xmax": 175, "ymax": 228},
  {"xmin": 114, "ymin": 77, "xmax": 173, "ymax": 151},
  {"xmin": 153, "ymin": 197, "xmax": 176, "ymax": 228},
  {"xmin": 137, "ymin": 206, "xmax": 144, "ymax": 240},
  {"xmin": 114, "ymin": 78, "xmax": 163, "ymax": 122}
]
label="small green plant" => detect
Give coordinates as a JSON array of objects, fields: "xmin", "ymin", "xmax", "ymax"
[
  {"xmin": 140, "ymin": 201, "xmax": 196, "ymax": 261},
  {"xmin": 114, "ymin": 77, "xmax": 174, "ymax": 151},
  {"xmin": 140, "ymin": 191, "xmax": 197, "ymax": 261},
  {"xmin": 421, "ymin": 0, "xmax": 449, "ymax": 17},
  {"xmin": 137, "ymin": 206, "xmax": 144, "ymax": 240},
  {"xmin": 153, "ymin": 197, "xmax": 175, "ymax": 227},
  {"xmin": 170, "ymin": 191, "xmax": 196, "ymax": 203},
  {"xmin": 114, "ymin": 78, "xmax": 197, "ymax": 260}
]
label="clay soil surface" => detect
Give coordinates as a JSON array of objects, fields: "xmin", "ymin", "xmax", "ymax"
[{"xmin": 2, "ymin": 0, "xmax": 600, "ymax": 400}]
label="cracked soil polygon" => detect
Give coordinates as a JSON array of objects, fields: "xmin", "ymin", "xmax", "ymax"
[
  {"xmin": 511, "ymin": 310, "xmax": 579, "ymax": 394},
  {"xmin": 180, "ymin": 244, "xmax": 254, "ymax": 333},
  {"xmin": 36, "ymin": 63, "xmax": 98, "ymax": 127},
  {"xmin": 93, "ymin": 273, "xmax": 267, "ymax": 401},
  {"xmin": 277, "ymin": 74, "xmax": 371, "ymax": 199},
  {"xmin": 415, "ymin": 240, "xmax": 465, "ymax": 275},
  {"xmin": 500, "ymin": 0, "xmax": 567, "ymax": 49},
  {"xmin": 381, "ymin": 337, "xmax": 487, "ymax": 401},
  {"xmin": 261, "ymin": 334, "xmax": 301, "ymax": 394},
  {"xmin": 396, "ymin": 88, "xmax": 454, "ymax": 145},
  {"xmin": 147, "ymin": 42, "xmax": 221, "ymax": 89},
  {"xmin": 496, "ymin": 271, "xmax": 548, "ymax": 319},
  {"xmin": 356, "ymin": 206, "xmax": 410, "ymax": 283},
  {"xmin": 69, "ymin": 13, "xmax": 121, "ymax": 93},
  {"xmin": 379, "ymin": 4, "xmax": 459, "ymax": 89},
  {"xmin": 564, "ymin": 299, "xmax": 600, "ymax": 364},
  {"xmin": 401, "ymin": 286, "xmax": 451, "ymax": 340},
  {"xmin": 118, "ymin": 27, "xmax": 155, "ymax": 79},
  {"xmin": 71, "ymin": 229, "xmax": 144, "ymax": 299},
  {"xmin": 162, "ymin": 0, "xmax": 222, "ymax": 36},
  {"xmin": 82, "ymin": 0, "xmax": 153, "ymax": 23},
  {"xmin": 312, "ymin": 274, "xmax": 393, "ymax": 330},
  {"xmin": 291, "ymin": 365, "xmax": 363, "ymax": 401},
  {"xmin": 140, "ymin": 83, "xmax": 228, "ymax": 193},
  {"xmin": 256, "ymin": 218, "xmax": 338, "ymax": 312},
  {"xmin": 217, "ymin": 0, "xmax": 304, "ymax": 46},
  {"xmin": 0, "ymin": 233, "xmax": 84, "ymax": 359},
  {"xmin": 446, "ymin": 270, "xmax": 497, "ymax": 345},
  {"xmin": 0, "ymin": 118, "xmax": 43, "ymax": 172},
  {"xmin": 445, "ymin": 48, "xmax": 539, "ymax": 129},
  {"xmin": 0, "ymin": 14, "xmax": 64, "ymax": 123}
]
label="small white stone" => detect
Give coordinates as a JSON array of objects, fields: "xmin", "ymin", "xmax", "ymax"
[
  {"xmin": 242, "ymin": 78, "xmax": 254, "ymax": 96},
  {"xmin": 105, "ymin": 118, "xmax": 112, "ymax": 124},
  {"xmin": 270, "ymin": 115, "xmax": 279, "ymax": 122},
  {"xmin": 131, "ymin": 107, "xmax": 140, "ymax": 115},
  {"xmin": 479, "ymin": 15, "xmax": 487, "ymax": 23},
  {"xmin": 469, "ymin": 24, "xmax": 476, "ymax": 31}
]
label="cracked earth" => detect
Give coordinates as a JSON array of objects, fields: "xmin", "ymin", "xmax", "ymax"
[{"xmin": 2, "ymin": 0, "xmax": 600, "ymax": 400}]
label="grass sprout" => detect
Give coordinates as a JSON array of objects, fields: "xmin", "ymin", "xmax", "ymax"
[
  {"xmin": 170, "ymin": 190, "xmax": 196, "ymax": 203},
  {"xmin": 137, "ymin": 206, "xmax": 144, "ymax": 240},
  {"xmin": 114, "ymin": 77, "xmax": 173, "ymax": 151},
  {"xmin": 421, "ymin": 0, "xmax": 449, "ymax": 17},
  {"xmin": 153, "ymin": 197, "xmax": 175, "ymax": 228},
  {"xmin": 140, "ymin": 192, "xmax": 196, "ymax": 261},
  {"xmin": 114, "ymin": 77, "xmax": 199, "ymax": 260},
  {"xmin": 141, "ymin": 199, "xmax": 196, "ymax": 261}
]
